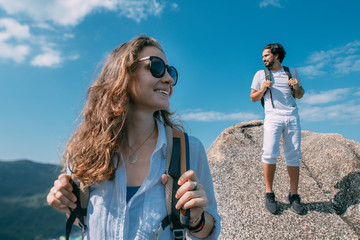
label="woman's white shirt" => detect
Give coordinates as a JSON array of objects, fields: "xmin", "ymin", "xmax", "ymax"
[{"xmin": 84, "ymin": 119, "xmax": 221, "ymax": 239}]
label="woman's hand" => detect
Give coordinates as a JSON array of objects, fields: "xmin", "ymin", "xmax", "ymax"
[
  {"xmin": 161, "ymin": 170, "xmax": 208, "ymax": 227},
  {"xmin": 46, "ymin": 173, "xmax": 77, "ymax": 214}
]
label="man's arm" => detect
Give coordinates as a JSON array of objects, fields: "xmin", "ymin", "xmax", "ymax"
[
  {"xmin": 250, "ymin": 81, "xmax": 273, "ymax": 102},
  {"xmin": 294, "ymin": 86, "xmax": 305, "ymax": 99},
  {"xmin": 288, "ymin": 78, "xmax": 305, "ymax": 99}
]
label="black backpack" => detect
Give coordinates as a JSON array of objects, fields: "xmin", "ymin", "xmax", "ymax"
[
  {"xmin": 261, "ymin": 66, "xmax": 295, "ymax": 108},
  {"xmin": 65, "ymin": 126, "xmax": 190, "ymax": 240}
]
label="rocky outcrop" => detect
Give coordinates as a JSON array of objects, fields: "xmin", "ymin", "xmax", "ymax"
[{"xmin": 207, "ymin": 120, "xmax": 360, "ymax": 239}]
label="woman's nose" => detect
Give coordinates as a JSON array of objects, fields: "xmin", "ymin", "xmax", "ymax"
[{"xmin": 162, "ymin": 69, "xmax": 174, "ymax": 85}]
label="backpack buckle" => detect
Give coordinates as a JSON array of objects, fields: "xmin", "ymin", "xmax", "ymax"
[
  {"xmin": 78, "ymin": 221, "xmax": 87, "ymax": 233},
  {"xmin": 152, "ymin": 225, "xmax": 164, "ymax": 240},
  {"xmin": 173, "ymin": 229, "xmax": 185, "ymax": 240}
]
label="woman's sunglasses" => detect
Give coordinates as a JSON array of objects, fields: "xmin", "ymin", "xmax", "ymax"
[{"xmin": 137, "ymin": 56, "xmax": 178, "ymax": 86}]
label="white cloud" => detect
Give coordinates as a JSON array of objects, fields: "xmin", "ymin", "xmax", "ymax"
[
  {"xmin": 300, "ymin": 102, "xmax": 360, "ymax": 124},
  {"xmin": 67, "ymin": 54, "xmax": 79, "ymax": 61},
  {"xmin": 355, "ymin": 89, "xmax": 360, "ymax": 96},
  {"xmin": 64, "ymin": 33, "xmax": 75, "ymax": 39},
  {"xmin": 30, "ymin": 48, "xmax": 61, "ymax": 67},
  {"xmin": 118, "ymin": 0, "xmax": 165, "ymax": 23},
  {"xmin": 334, "ymin": 55, "xmax": 360, "ymax": 74},
  {"xmin": 32, "ymin": 22, "xmax": 55, "ymax": 30},
  {"xmin": 0, "ymin": 18, "xmax": 30, "ymax": 41},
  {"xmin": 0, "ymin": 0, "xmax": 168, "ymax": 66},
  {"xmin": 259, "ymin": 0, "xmax": 283, "ymax": 8},
  {"xmin": 297, "ymin": 63, "xmax": 326, "ymax": 78},
  {"xmin": 0, "ymin": 42, "xmax": 30, "ymax": 62},
  {"xmin": 0, "ymin": 0, "xmax": 165, "ymax": 26},
  {"xmin": 302, "ymin": 88, "xmax": 351, "ymax": 105},
  {"xmin": 0, "ymin": 0, "xmax": 116, "ymax": 26},
  {"xmin": 299, "ymin": 40, "xmax": 360, "ymax": 78},
  {"xmin": 171, "ymin": 3, "xmax": 180, "ymax": 11},
  {"xmin": 181, "ymin": 110, "xmax": 261, "ymax": 122},
  {"xmin": 299, "ymin": 88, "xmax": 360, "ymax": 124},
  {"xmin": 0, "ymin": 18, "xmax": 30, "ymax": 62}
]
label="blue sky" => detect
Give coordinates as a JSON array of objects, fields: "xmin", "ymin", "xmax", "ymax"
[{"xmin": 1, "ymin": 0, "xmax": 359, "ymax": 164}]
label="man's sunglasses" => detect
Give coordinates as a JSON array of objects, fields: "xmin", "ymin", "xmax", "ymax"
[{"xmin": 137, "ymin": 56, "xmax": 178, "ymax": 86}]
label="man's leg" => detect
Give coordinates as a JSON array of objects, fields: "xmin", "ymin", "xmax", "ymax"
[
  {"xmin": 262, "ymin": 115, "xmax": 282, "ymax": 191},
  {"xmin": 287, "ymin": 166, "xmax": 299, "ymax": 195},
  {"xmin": 263, "ymin": 162, "xmax": 278, "ymax": 214},
  {"xmin": 263, "ymin": 163, "xmax": 276, "ymax": 193},
  {"xmin": 283, "ymin": 115, "xmax": 301, "ymax": 194},
  {"xmin": 262, "ymin": 115, "xmax": 282, "ymax": 214},
  {"xmin": 287, "ymin": 165, "xmax": 304, "ymax": 214},
  {"xmin": 283, "ymin": 115, "xmax": 304, "ymax": 214}
]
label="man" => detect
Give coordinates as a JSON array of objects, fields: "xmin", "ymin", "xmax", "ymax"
[{"xmin": 250, "ymin": 43, "xmax": 305, "ymax": 215}]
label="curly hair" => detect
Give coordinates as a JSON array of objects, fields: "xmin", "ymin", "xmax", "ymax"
[
  {"xmin": 263, "ymin": 43, "xmax": 286, "ymax": 63},
  {"xmin": 64, "ymin": 35, "xmax": 181, "ymax": 187}
]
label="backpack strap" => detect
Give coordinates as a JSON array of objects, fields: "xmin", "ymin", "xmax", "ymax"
[
  {"xmin": 264, "ymin": 67, "xmax": 271, "ymax": 81},
  {"xmin": 79, "ymin": 181, "xmax": 89, "ymax": 226},
  {"xmin": 154, "ymin": 126, "xmax": 190, "ymax": 240},
  {"xmin": 261, "ymin": 67, "xmax": 274, "ymax": 109},
  {"xmin": 65, "ymin": 175, "xmax": 89, "ymax": 240},
  {"xmin": 66, "ymin": 126, "xmax": 190, "ymax": 240},
  {"xmin": 283, "ymin": 66, "xmax": 295, "ymax": 98},
  {"xmin": 170, "ymin": 128, "xmax": 190, "ymax": 231}
]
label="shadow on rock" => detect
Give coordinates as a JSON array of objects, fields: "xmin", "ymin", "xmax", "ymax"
[
  {"xmin": 275, "ymin": 201, "xmax": 309, "ymax": 216},
  {"xmin": 274, "ymin": 201, "xmax": 333, "ymax": 215},
  {"xmin": 331, "ymin": 171, "xmax": 360, "ymax": 215},
  {"xmin": 285, "ymin": 172, "xmax": 360, "ymax": 216},
  {"xmin": 304, "ymin": 201, "xmax": 334, "ymax": 214}
]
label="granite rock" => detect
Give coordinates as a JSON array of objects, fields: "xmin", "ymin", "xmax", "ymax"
[{"xmin": 207, "ymin": 120, "xmax": 360, "ymax": 239}]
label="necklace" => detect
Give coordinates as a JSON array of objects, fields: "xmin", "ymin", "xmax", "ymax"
[{"xmin": 128, "ymin": 126, "xmax": 156, "ymax": 164}]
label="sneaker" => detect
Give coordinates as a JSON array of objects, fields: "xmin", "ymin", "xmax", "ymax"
[
  {"xmin": 288, "ymin": 193, "xmax": 305, "ymax": 214},
  {"xmin": 265, "ymin": 192, "xmax": 278, "ymax": 214}
]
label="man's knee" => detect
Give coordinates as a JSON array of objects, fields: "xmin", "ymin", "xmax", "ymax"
[
  {"xmin": 285, "ymin": 150, "xmax": 302, "ymax": 166},
  {"xmin": 286, "ymin": 158, "xmax": 301, "ymax": 167},
  {"xmin": 262, "ymin": 156, "xmax": 277, "ymax": 165}
]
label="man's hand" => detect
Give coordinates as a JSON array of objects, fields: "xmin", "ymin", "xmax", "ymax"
[
  {"xmin": 288, "ymin": 78, "xmax": 305, "ymax": 99},
  {"xmin": 262, "ymin": 80, "xmax": 273, "ymax": 91},
  {"xmin": 250, "ymin": 80, "xmax": 272, "ymax": 102},
  {"xmin": 288, "ymin": 78, "xmax": 299, "ymax": 90}
]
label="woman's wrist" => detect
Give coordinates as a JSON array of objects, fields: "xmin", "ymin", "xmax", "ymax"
[
  {"xmin": 189, "ymin": 211, "xmax": 215, "ymax": 238},
  {"xmin": 189, "ymin": 212, "xmax": 202, "ymax": 227},
  {"xmin": 188, "ymin": 211, "xmax": 205, "ymax": 233}
]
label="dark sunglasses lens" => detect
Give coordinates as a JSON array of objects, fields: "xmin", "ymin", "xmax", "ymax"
[
  {"xmin": 150, "ymin": 58, "xmax": 165, "ymax": 78},
  {"xmin": 168, "ymin": 67, "xmax": 178, "ymax": 86}
]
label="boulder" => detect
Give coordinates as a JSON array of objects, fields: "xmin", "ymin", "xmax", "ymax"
[{"xmin": 207, "ymin": 120, "xmax": 360, "ymax": 239}]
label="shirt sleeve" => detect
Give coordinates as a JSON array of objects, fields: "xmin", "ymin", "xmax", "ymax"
[
  {"xmin": 291, "ymin": 68, "xmax": 302, "ymax": 87},
  {"xmin": 186, "ymin": 135, "xmax": 221, "ymax": 240},
  {"xmin": 251, "ymin": 70, "xmax": 264, "ymax": 91}
]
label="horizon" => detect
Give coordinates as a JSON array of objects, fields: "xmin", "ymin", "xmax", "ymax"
[
  {"xmin": 1, "ymin": 0, "xmax": 360, "ymax": 164},
  {"xmin": 1, "ymin": 122, "xmax": 359, "ymax": 164}
]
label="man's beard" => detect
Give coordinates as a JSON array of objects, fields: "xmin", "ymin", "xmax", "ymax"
[{"xmin": 264, "ymin": 59, "xmax": 274, "ymax": 68}]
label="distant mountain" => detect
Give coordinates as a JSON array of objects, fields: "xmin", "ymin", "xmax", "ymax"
[{"xmin": 0, "ymin": 159, "xmax": 66, "ymax": 240}]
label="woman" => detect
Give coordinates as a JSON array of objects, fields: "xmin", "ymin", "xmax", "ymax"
[{"xmin": 47, "ymin": 35, "xmax": 220, "ymax": 239}]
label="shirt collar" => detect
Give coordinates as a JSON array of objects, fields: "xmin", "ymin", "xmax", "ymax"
[{"xmin": 154, "ymin": 118, "xmax": 167, "ymax": 159}]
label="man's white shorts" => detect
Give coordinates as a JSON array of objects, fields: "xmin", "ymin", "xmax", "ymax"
[{"xmin": 262, "ymin": 114, "xmax": 302, "ymax": 166}]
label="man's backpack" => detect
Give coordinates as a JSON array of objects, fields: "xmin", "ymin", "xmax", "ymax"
[
  {"xmin": 261, "ymin": 66, "xmax": 295, "ymax": 108},
  {"xmin": 65, "ymin": 126, "xmax": 190, "ymax": 240}
]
